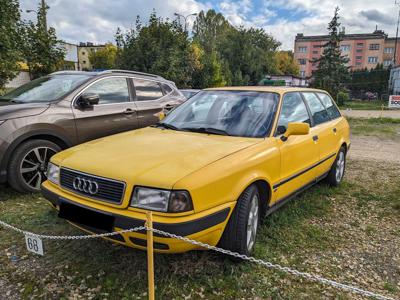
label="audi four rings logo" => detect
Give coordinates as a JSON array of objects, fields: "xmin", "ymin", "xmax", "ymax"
[{"xmin": 72, "ymin": 177, "xmax": 99, "ymax": 195}]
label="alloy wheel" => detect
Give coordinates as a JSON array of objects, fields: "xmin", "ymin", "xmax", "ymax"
[
  {"xmin": 246, "ymin": 193, "xmax": 259, "ymax": 252},
  {"xmin": 335, "ymin": 152, "xmax": 345, "ymax": 183},
  {"xmin": 20, "ymin": 146, "xmax": 57, "ymax": 190}
]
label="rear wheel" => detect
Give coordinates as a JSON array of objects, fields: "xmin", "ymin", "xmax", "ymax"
[
  {"xmin": 8, "ymin": 140, "xmax": 61, "ymax": 193},
  {"xmin": 218, "ymin": 185, "xmax": 260, "ymax": 257},
  {"xmin": 326, "ymin": 146, "xmax": 346, "ymax": 186}
]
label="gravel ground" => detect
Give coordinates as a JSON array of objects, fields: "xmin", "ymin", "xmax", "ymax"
[
  {"xmin": 348, "ymin": 135, "xmax": 400, "ymax": 163},
  {"xmin": 341, "ymin": 110, "xmax": 400, "ymax": 119}
]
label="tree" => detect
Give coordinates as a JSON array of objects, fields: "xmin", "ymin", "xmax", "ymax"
[
  {"xmin": 20, "ymin": 1, "xmax": 65, "ymax": 79},
  {"xmin": 89, "ymin": 43, "xmax": 117, "ymax": 70},
  {"xmin": 275, "ymin": 51, "xmax": 300, "ymax": 75},
  {"xmin": 115, "ymin": 12, "xmax": 194, "ymax": 87},
  {"xmin": 311, "ymin": 7, "xmax": 349, "ymax": 99},
  {"xmin": 0, "ymin": 0, "xmax": 22, "ymax": 89}
]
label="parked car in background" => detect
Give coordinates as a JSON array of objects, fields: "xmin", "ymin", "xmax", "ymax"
[
  {"xmin": 42, "ymin": 87, "xmax": 350, "ymax": 256},
  {"xmin": 0, "ymin": 70, "xmax": 185, "ymax": 193},
  {"xmin": 180, "ymin": 89, "xmax": 200, "ymax": 100}
]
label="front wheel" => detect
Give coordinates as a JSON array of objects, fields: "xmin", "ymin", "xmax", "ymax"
[
  {"xmin": 218, "ymin": 185, "xmax": 260, "ymax": 257},
  {"xmin": 7, "ymin": 140, "xmax": 61, "ymax": 193},
  {"xmin": 326, "ymin": 146, "xmax": 346, "ymax": 186}
]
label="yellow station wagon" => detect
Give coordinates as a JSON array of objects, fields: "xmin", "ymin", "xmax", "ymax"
[{"xmin": 42, "ymin": 86, "xmax": 350, "ymax": 255}]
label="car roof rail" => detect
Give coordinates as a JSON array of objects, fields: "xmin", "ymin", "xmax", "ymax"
[{"xmin": 99, "ymin": 69, "xmax": 165, "ymax": 80}]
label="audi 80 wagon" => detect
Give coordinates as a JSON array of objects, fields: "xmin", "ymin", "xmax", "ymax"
[
  {"xmin": 0, "ymin": 70, "xmax": 184, "ymax": 193},
  {"xmin": 42, "ymin": 87, "xmax": 350, "ymax": 255}
]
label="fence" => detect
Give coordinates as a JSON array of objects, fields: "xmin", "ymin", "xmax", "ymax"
[{"xmin": 0, "ymin": 214, "xmax": 397, "ymax": 300}]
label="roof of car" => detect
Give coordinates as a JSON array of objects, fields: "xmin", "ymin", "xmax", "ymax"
[
  {"xmin": 205, "ymin": 86, "xmax": 327, "ymax": 94},
  {"xmin": 51, "ymin": 69, "xmax": 168, "ymax": 81}
]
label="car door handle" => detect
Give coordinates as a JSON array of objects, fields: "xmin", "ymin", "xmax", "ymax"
[
  {"xmin": 333, "ymin": 128, "xmax": 337, "ymax": 133},
  {"xmin": 123, "ymin": 108, "xmax": 135, "ymax": 114},
  {"xmin": 312, "ymin": 135, "xmax": 319, "ymax": 141},
  {"xmin": 164, "ymin": 104, "xmax": 175, "ymax": 110}
]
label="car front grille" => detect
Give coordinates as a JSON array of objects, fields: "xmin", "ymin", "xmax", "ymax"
[{"xmin": 60, "ymin": 168, "xmax": 126, "ymax": 204}]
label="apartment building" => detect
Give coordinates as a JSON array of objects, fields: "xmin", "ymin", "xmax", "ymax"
[
  {"xmin": 294, "ymin": 29, "xmax": 400, "ymax": 78},
  {"xmin": 78, "ymin": 42, "xmax": 106, "ymax": 71}
]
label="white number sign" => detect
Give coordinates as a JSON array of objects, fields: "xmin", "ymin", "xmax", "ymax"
[
  {"xmin": 389, "ymin": 95, "xmax": 400, "ymax": 108},
  {"xmin": 25, "ymin": 235, "xmax": 44, "ymax": 256}
]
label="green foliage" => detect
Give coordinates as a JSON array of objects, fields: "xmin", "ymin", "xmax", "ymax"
[
  {"xmin": 312, "ymin": 7, "xmax": 350, "ymax": 99},
  {"xmin": 0, "ymin": 0, "xmax": 22, "ymax": 89},
  {"xmin": 274, "ymin": 51, "xmax": 300, "ymax": 75},
  {"xmin": 115, "ymin": 10, "xmax": 280, "ymax": 88},
  {"xmin": 115, "ymin": 12, "xmax": 194, "ymax": 87},
  {"xmin": 20, "ymin": 1, "xmax": 65, "ymax": 79},
  {"xmin": 88, "ymin": 43, "xmax": 117, "ymax": 69},
  {"xmin": 336, "ymin": 91, "xmax": 349, "ymax": 106},
  {"xmin": 348, "ymin": 64, "xmax": 390, "ymax": 98}
]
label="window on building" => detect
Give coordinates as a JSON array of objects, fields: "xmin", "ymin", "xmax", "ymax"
[
  {"xmin": 298, "ymin": 59, "xmax": 307, "ymax": 65},
  {"xmin": 82, "ymin": 60, "xmax": 86, "ymax": 64},
  {"xmin": 84, "ymin": 77, "xmax": 129, "ymax": 104},
  {"xmin": 356, "ymin": 61, "xmax": 362, "ymax": 66},
  {"xmin": 356, "ymin": 56, "xmax": 362, "ymax": 60},
  {"xmin": 340, "ymin": 44, "xmax": 350, "ymax": 52},
  {"xmin": 82, "ymin": 51, "xmax": 85, "ymax": 55},
  {"xmin": 133, "ymin": 79, "xmax": 164, "ymax": 101},
  {"xmin": 313, "ymin": 45, "xmax": 321, "ymax": 48},
  {"xmin": 368, "ymin": 56, "xmax": 378, "ymax": 64},
  {"xmin": 298, "ymin": 46, "xmax": 307, "ymax": 53},
  {"xmin": 356, "ymin": 49, "xmax": 362, "ymax": 53},
  {"xmin": 384, "ymin": 47, "xmax": 394, "ymax": 54},
  {"xmin": 384, "ymin": 60, "xmax": 392, "ymax": 67},
  {"xmin": 300, "ymin": 71, "xmax": 306, "ymax": 77},
  {"xmin": 369, "ymin": 44, "xmax": 380, "ymax": 50},
  {"xmin": 357, "ymin": 43, "xmax": 364, "ymax": 48},
  {"xmin": 312, "ymin": 50, "xmax": 318, "ymax": 54}
]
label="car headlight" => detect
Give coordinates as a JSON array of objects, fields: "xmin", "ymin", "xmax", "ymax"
[
  {"xmin": 47, "ymin": 162, "xmax": 60, "ymax": 185},
  {"xmin": 131, "ymin": 187, "xmax": 193, "ymax": 213}
]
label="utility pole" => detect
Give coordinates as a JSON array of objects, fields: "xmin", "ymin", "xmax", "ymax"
[
  {"xmin": 26, "ymin": 0, "xmax": 47, "ymax": 32},
  {"xmin": 174, "ymin": 13, "xmax": 197, "ymax": 32},
  {"xmin": 394, "ymin": 0, "xmax": 400, "ymax": 66}
]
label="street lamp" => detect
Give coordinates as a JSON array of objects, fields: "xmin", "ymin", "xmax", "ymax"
[
  {"xmin": 174, "ymin": 12, "xmax": 197, "ymax": 32},
  {"xmin": 26, "ymin": 0, "xmax": 47, "ymax": 32}
]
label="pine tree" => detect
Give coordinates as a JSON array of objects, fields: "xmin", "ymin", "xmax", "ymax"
[{"xmin": 312, "ymin": 7, "xmax": 350, "ymax": 100}]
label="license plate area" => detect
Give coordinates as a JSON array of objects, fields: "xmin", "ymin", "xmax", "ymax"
[{"xmin": 59, "ymin": 201, "xmax": 115, "ymax": 232}]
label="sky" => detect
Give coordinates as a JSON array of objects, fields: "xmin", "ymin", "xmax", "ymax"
[{"xmin": 19, "ymin": 0, "xmax": 400, "ymax": 50}]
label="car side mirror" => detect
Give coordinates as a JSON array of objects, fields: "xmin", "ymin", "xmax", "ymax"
[
  {"xmin": 281, "ymin": 122, "xmax": 310, "ymax": 141},
  {"xmin": 77, "ymin": 93, "xmax": 99, "ymax": 107}
]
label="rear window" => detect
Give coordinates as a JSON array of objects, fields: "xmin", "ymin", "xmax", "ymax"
[
  {"xmin": 161, "ymin": 83, "xmax": 173, "ymax": 94},
  {"xmin": 133, "ymin": 79, "xmax": 163, "ymax": 101},
  {"xmin": 302, "ymin": 92, "xmax": 330, "ymax": 125},
  {"xmin": 317, "ymin": 93, "xmax": 341, "ymax": 119}
]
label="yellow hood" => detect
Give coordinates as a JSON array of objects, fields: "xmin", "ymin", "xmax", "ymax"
[{"xmin": 53, "ymin": 127, "xmax": 262, "ymax": 189}]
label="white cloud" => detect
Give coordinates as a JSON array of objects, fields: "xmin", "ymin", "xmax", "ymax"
[{"xmin": 18, "ymin": 0, "xmax": 399, "ymax": 50}]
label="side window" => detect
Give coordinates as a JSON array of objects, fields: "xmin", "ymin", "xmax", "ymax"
[
  {"xmin": 277, "ymin": 92, "xmax": 310, "ymax": 135},
  {"xmin": 317, "ymin": 93, "xmax": 341, "ymax": 119},
  {"xmin": 84, "ymin": 77, "xmax": 129, "ymax": 104},
  {"xmin": 161, "ymin": 83, "xmax": 173, "ymax": 95},
  {"xmin": 302, "ymin": 92, "xmax": 330, "ymax": 125},
  {"xmin": 133, "ymin": 79, "xmax": 164, "ymax": 101}
]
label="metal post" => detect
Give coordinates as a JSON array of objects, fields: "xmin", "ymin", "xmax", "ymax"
[
  {"xmin": 146, "ymin": 212, "xmax": 155, "ymax": 300},
  {"xmin": 394, "ymin": 1, "xmax": 400, "ymax": 66}
]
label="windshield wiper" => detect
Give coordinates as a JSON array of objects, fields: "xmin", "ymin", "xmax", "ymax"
[
  {"xmin": 181, "ymin": 127, "xmax": 230, "ymax": 136},
  {"xmin": 152, "ymin": 122, "xmax": 180, "ymax": 131}
]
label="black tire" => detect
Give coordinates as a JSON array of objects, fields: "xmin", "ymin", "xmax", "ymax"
[
  {"xmin": 325, "ymin": 146, "xmax": 346, "ymax": 187},
  {"xmin": 8, "ymin": 139, "xmax": 61, "ymax": 193},
  {"xmin": 218, "ymin": 184, "xmax": 260, "ymax": 258}
]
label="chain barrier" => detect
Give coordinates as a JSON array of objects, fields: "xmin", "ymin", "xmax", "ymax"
[{"xmin": 0, "ymin": 219, "xmax": 397, "ymax": 300}]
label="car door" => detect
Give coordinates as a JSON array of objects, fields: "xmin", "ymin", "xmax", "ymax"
[
  {"xmin": 73, "ymin": 76, "xmax": 139, "ymax": 143},
  {"xmin": 132, "ymin": 78, "xmax": 181, "ymax": 128},
  {"xmin": 274, "ymin": 92, "xmax": 319, "ymax": 204},
  {"xmin": 301, "ymin": 92, "xmax": 336, "ymax": 178}
]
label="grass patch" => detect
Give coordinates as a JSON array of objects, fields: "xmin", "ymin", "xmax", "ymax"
[
  {"xmin": 347, "ymin": 117, "xmax": 400, "ymax": 139},
  {"xmin": 339, "ymin": 100, "xmax": 387, "ymax": 110}
]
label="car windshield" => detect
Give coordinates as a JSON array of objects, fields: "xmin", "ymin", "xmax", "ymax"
[
  {"xmin": 161, "ymin": 90, "xmax": 279, "ymax": 138},
  {"xmin": 0, "ymin": 74, "xmax": 92, "ymax": 103}
]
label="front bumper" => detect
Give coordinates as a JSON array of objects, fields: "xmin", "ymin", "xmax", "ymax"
[{"xmin": 41, "ymin": 183, "xmax": 233, "ymax": 253}]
